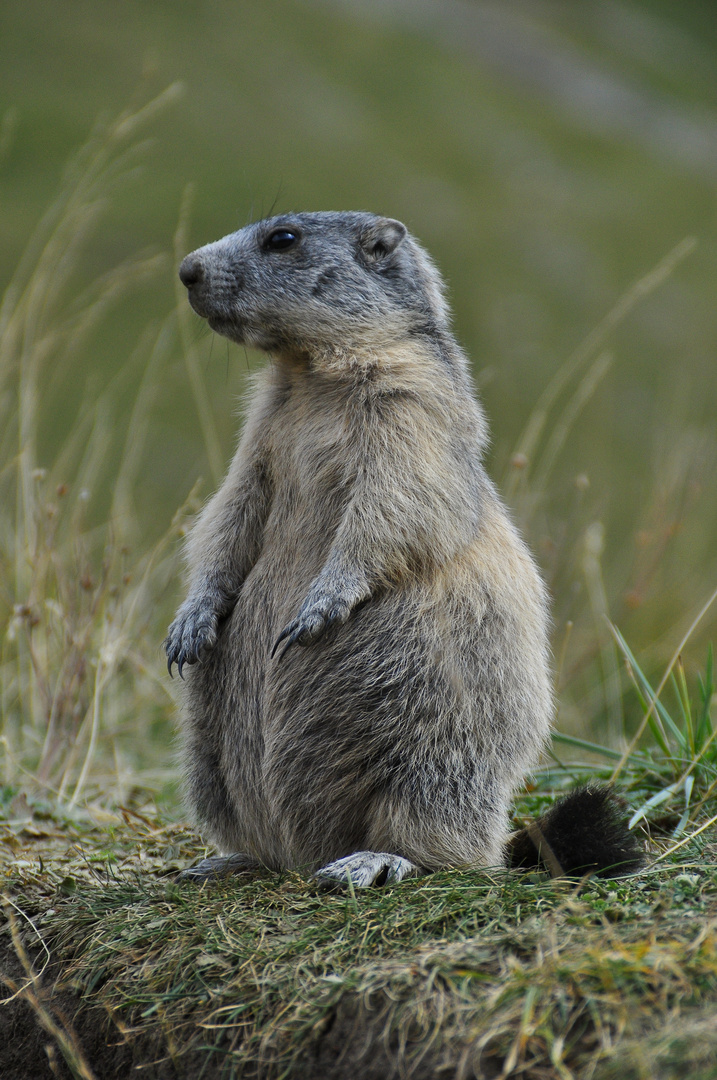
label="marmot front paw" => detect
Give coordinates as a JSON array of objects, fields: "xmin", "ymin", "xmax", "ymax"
[
  {"xmin": 272, "ymin": 592, "xmax": 353, "ymax": 660},
  {"xmin": 165, "ymin": 598, "xmax": 222, "ymax": 678}
]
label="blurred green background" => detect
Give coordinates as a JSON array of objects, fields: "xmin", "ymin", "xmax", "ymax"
[{"xmin": 2, "ymin": 0, "xmax": 717, "ymax": 765}]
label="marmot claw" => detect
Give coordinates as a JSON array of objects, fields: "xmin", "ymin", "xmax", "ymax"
[
  {"xmin": 272, "ymin": 594, "xmax": 352, "ymax": 659},
  {"xmin": 165, "ymin": 599, "xmax": 220, "ymax": 678}
]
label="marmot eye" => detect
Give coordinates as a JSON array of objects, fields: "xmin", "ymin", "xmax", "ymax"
[{"xmin": 266, "ymin": 229, "xmax": 299, "ymax": 251}]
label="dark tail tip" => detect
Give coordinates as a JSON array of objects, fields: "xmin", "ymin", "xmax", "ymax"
[{"xmin": 508, "ymin": 784, "xmax": 645, "ymax": 878}]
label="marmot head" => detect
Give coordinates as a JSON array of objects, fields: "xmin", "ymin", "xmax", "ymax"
[{"xmin": 179, "ymin": 211, "xmax": 450, "ymax": 357}]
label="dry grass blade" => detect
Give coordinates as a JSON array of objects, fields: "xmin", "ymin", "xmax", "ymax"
[{"xmin": 653, "ymin": 811, "xmax": 717, "ymax": 863}]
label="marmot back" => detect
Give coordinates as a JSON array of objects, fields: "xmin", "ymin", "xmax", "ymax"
[{"xmin": 166, "ymin": 212, "xmax": 566, "ymax": 886}]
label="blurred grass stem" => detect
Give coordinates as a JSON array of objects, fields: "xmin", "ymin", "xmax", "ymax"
[
  {"xmin": 174, "ymin": 183, "xmax": 224, "ymax": 486},
  {"xmin": 506, "ymin": 236, "xmax": 697, "ymax": 501}
]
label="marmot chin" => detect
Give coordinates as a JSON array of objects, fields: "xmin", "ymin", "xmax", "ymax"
[{"xmin": 166, "ymin": 211, "xmax": 642, "ymax": 885}]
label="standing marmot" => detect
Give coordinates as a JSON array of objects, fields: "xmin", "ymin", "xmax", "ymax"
[{"xmin": 166, "ymin": 212, "xmax": 641, "ymax": 886}]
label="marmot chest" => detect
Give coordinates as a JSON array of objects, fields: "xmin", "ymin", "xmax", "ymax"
[{"xmin": 264, "ymin": 385, "xmax": 357, "ymax": 548}]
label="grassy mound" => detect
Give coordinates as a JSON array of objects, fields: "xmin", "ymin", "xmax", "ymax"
[{"xmin": 3, "ymin": 796, "xmax": 717, "ymax": 1080}]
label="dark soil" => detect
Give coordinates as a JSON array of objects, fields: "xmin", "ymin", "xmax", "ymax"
[
  {"xmin": 1, "ymin": 944, "xmax": 141, "ymax": 1080},
  {"xmin": 0, "ymin": 942, "xmax": 465, "ymax": 1080}
]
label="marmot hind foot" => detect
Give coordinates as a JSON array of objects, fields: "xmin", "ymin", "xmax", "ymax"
[{"xmin": 313, "ymin": 851, "xmax": 422, "ymax": 889}]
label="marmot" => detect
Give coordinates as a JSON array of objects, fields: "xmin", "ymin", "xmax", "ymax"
[{"xmin": 166, "ymin": 211, "xmax": 642, "ymax": 885}]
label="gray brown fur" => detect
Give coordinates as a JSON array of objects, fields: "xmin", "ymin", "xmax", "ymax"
[{"xmin": 166, "ymin": 211, "xmax": 553, "ymax": 878}]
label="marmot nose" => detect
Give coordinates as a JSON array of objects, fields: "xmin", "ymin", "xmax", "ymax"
[{"xmin": 179, "ymin": 255, "xmax": 204, "ymax": 289}]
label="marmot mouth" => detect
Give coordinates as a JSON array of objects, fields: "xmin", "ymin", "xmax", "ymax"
[
  {"xmin": 206, "ymin": 314, "xmax": 247, "ymax": 344},
  {"xmin": 187, "ymin": 293, "xmax": 212, "ymax": 319}
]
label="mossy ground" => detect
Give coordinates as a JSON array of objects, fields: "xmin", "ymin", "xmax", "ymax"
[{"xmin": 3, "ymin": 789, "xmax": 717, "ymax": 1080}]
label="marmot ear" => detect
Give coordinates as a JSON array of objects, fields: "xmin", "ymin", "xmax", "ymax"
[{"xmin": 359, "ymin": 218, "xmax": 407, "ymax": 261}]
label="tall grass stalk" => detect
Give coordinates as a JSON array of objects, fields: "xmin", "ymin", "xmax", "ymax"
[
  {"xmin": 0, "ymin": 88, "xmax": 199, "ymax": 805},
  {"xmin": 504, "ymin": 235, "xmax": 697, "ymax": 502},
  {"xmin": 174, "ymin": 184, "xmax": 224, "ymax": 487},
  {"xmin": 583, "ymin": 522, "xmax": 624, "ymax": 745}
]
